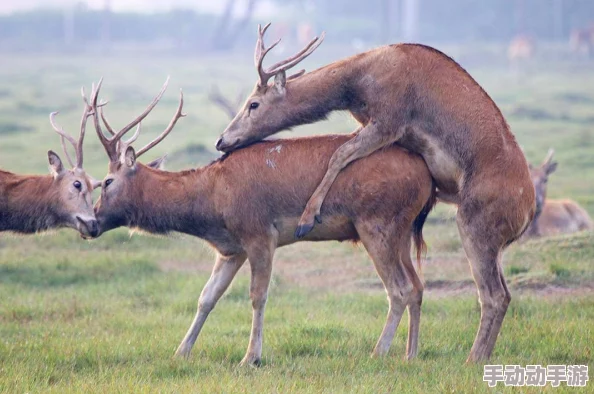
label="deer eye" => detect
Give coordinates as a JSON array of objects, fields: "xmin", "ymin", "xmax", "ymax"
[
  {"xmin": 249, "ymin": 102, "xmax": 259, "ymax": 110},
  {"xmin": 73, "ymin": 180, "xmax": 82, "ymax": 190},
  {"xmin": 104, "ymin": 179, "xmax": 113, "ymax": 187}
]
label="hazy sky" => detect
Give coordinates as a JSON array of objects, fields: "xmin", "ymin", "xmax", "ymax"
[{"xmin": 0, "ymin": 0, "xmax": 278, "ymax": 15}]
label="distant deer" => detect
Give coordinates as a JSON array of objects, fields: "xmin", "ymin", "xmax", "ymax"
[
  {"xmin": 524, "ymin": 149, "xmax": 593, "ymax": 238},
  {"xmin": 0, "ymin": 85, "xmax": 101, "ymax": 236},
  {"xmin": 569, "ymin": 25, "xmax": 594, "ymax": 57},
  {"xmin": 216, "ymin": 23, "xmax": 536, "ymax": 362},
  {"xmin": 86, "ymin": 80, "xmax": 436, "ymax": 366},
  {"xmin": 507, "ymin": 34, "xmax": 535, "ymax": 65}
]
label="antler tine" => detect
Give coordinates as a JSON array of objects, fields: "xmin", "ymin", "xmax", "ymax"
[
  {"xmin": 49, "ymin": 112, "xmax": 77, "ymax": 168},
  {"xmin": 136, "ymin": 89, "xmax": 186, "ymax": 158},
  {"xmin": 266, "ymin": 32, "xmax": 325, "ymax": 75},
  {"xmin": 254, "ymin": 23, "xmax": 282, "ymax": 86},
  {"xmin": 91, "ymin": 85, "xmax": 118, "ymax": 162},
  {"xmin": 111, "ymin": 77, "xmax": 170, "ymax": 143},
  {"xmin": 74, "ymin": 78, "xmax": 103, "ymax": 168},
  {"xmin": 117, "ymin": 123, "xmax": 142, "ymax": 160},
  {"xmin": 543, "ymin": 148, "xmax": 555, "ymax": 166}
]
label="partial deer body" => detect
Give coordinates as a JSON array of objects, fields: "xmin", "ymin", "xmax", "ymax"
[
  {"xmin": 0, "ymin": 83, "xmax": 102, "ymax": 236},
  {"xmin": 524, "ymin": 149, "xmax": 593, "ymax": 238},
  {"xmin": 217, "ymin": 24, "xmax": 536, "ymax": 362},
  {"xmin": 85, "ymin": 79, "xmax": 436, "ymax": 366}
]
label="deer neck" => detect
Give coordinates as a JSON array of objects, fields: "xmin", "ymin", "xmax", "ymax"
[
  {"xmin": 130, "ymin": 165, "xmax": 223, "ymax": 240},
  {"xmin": 0, "ymin": 172, "xmax": 62, "ymax": 233},
  {"xmin": 281, "ymin": 63, "xmax": 355, "ymax": 128}
]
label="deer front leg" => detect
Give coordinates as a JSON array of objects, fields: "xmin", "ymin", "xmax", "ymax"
[
  {"xmin": 295, "ymin": 121, "xmax": 404, "ymax": 238},
  {"xmin": 240, "ymin": 240, "xmax": 276, "ymax": 367},
  {"xmin": 175, "ymin": 252, "xmax": 247, "ymax": 359}
]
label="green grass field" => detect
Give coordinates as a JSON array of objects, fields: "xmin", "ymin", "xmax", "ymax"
[{"xmin": 0, "ymin": 48, "xmax": 593, "ymax": 393}]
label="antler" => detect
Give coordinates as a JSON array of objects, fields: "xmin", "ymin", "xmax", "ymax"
[
  {"xmin": 208, "ymin": 85, "xmax": 244, "ymax": 120},
  {"xmin": 254, "ymin": 22, "xmax": 325, "ymax": 87},
  {"xmin": 92, "ymin": 77, "xmax": 185, "ymax": 162},
  {"xmin": 49, "ymin": 80, "xmax": 106, "ymax": 169},
  {"xmin": 543, "ymin": 148, "xmax": 555, "ymax": 167}
]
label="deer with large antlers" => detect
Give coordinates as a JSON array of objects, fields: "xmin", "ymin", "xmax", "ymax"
[
  {"xmin": 0, "ymin": 84, "xmax": 101, "ymax": 236},
  {"xmin": 523, "ymin": 150, "xmax": 593, "ymax": 239},
  {"xmin": 215, "ymin": 23, "xmax": 536, "ymax": 362},
  {"xmin": 86, "ymin": 80, "xmax": 437, "ymax": 366}
]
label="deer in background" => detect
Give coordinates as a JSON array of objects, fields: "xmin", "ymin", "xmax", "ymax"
[
  {"xmin": 216, "ymin": 23, "xmax": 536, "ymax": 362},
  {"xmin": 507, "ymin": 34, "xmax": 535, "ymax": 65},
  {"xmin": 85, "ymin": 80, "xmax": 436, "ymax": 366},
  {"xmin": 208, "ymin": 85, "xmax": 244, "ymax": 120},
  {"xmin": 524, "ymin": 149, "xmax": 593, "ymax": 239},
  {"xmin": 570, "ymin": 25, "xmax": 594, "ymax": 57},
  {"xmin": 0, "ymin": 85, "xmax": 101, "ymax": 236}
]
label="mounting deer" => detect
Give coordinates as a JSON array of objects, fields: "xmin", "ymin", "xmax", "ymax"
[
  {"xmin": 523, "ymin": 149, "xmax": 593, "ymax": 239},
  {"xmin": 215, "ymin": 23, "xmax": 536, "ymax": 362},
  {"xmin": 0, "ymin": 84, "xmax": 101, "ymax": 236},
  {"xmin": 86, "ymin": 80, "xmax": 436, "ymax": 366}
]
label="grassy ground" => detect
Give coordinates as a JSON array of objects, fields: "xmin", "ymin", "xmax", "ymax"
[{"xmin": 1, "ymin": 46, "xmax": 593, "ymax": 392}]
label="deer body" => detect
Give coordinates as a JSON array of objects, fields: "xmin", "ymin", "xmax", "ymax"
[
  {"xmin": 94, "ymin": 134, "xmax": 434, "ymax": 365},
  {"xmin": 525, "ymin": 150, "xmax": 593, "ymax": 239},
  {"xmin": 217, "ymin": 27, "xmax": 536, "ymax": 362}
]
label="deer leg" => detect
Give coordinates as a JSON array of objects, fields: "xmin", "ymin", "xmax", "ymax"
[
  {"xmin": 295, "ymin": 121, "xmax": 404, "ymax": 238},
  {"xmin": 174, "ymin": 252, "xmax": 247, "ymax": 359},
  {"xmin": 457, "ymin": 214, "xmax": 511, "ymax": 363},
  {"xmin": 406, "ymin": 286, "xmax": 423, "ymax": 360},
  {"xmin": 240, "ymin": 240, "xmax": 276, "ymax": 367},
  {"xmin": 357, "ymin": 221, "xmax": 415, "ymax": 358}
]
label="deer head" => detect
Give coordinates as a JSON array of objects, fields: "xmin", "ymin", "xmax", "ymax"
[
  {"xmin": 47, "ymin": 82, "xmax": 103, "ymax": 237},
  {"xmin": 216, "ymin": 23, "xmax": 324, "ymax": 152},
  {"xmin": 91, "ymin": 78, "xmax": 185, "ymax": 236},
  {"xmin": 529, "ymin": 149, "xmax": 558, "ymax": 219}
]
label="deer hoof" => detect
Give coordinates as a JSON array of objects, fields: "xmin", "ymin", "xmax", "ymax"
[
  {"xmin": 295, "ymin": 222, "xmax": 315, "ymax": 238},
  {"xmin": 315, "ymin": 214, "xmax": 322, "ymax": 224}
]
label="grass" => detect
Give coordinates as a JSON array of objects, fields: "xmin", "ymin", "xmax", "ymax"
[{"xmin": 0, "ymin": 45, "xmax": 593, "ymax": 392}]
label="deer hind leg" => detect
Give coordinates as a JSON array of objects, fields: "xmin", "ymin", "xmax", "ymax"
[
  {"xmin": 295, "ymin": 121, "xmax": 405, "ymax": 238},
  {"xmin": 240, "ymin": 238, "xmax": 277, "ymax": 367},
  {"xmin": 175, "ymin": 252, "xmax": 247, "ymax": 359},
  {"xmin": 406, "ymin": 285, "xmax": 423, "ymax": 360},
  {"xmin": 457, "ymin": 213, "xmax": 511, "ymax": 363},
  {"xmin": 357, "ymin": 221, "xmax": 418, "ymax": 359}
]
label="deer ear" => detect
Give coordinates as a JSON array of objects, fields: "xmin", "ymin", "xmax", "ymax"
[
  {"xmin": 274, "ymin": 70, "xmax": 287, "ymax": 95},
  {"xmin": 47, "ymin": 150, "xmax": 65, "ymax": 177},
  {"xmin": 124, "ymin": 146, "xmax": 136, "ymax": 169},
  {"xmin": 147, "ymin": 155, "xmax": 166, "ymax": 170},
  {"xmin": 546, "ymin": 162, "xmax": 558, "ymax": 175}
]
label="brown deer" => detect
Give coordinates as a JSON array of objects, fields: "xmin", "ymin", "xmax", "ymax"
[
  {"xmin": 0, "ymin": 84, "xmax": 101, "ymax": 236},
  {"xmin": 524, "ymin": 150, "xmax": 593, "ymax": 238},
  {"xmin": 215, "ymin": 23, "xmax": 536, "ymax": 362},
  {"xmin": 86, "ymin": 80, "xmax": 436, "ymax": 366}
]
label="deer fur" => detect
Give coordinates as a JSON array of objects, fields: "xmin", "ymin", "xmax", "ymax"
[
  {"xmin": 92, "ymin": 134, "xmax": 435, "ymax": 366},
  {"xmin": 217, "ymin": 27, "xmax": 536, "ymax": 362},
  {"xmin": 524, "ymin": 150, "xmax": 593, "ymax": 238}
]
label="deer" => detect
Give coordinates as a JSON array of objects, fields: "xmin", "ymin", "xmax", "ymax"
[
  {"xmin": 524, "ymin": 149, "xmax": 593, "ymax": 239},
  {"xmin": 215, "ymin": 23, "xmax": 537, "ymax": 363},
  {"xmin": 0, "ymin": 84, "xmax": 102, "ymax": 236},
  {"xmin": 569, "ymin": 25, "xmax": 594, "ymax": 57},
  {"xmin": 85, "ymin": 80, "xmax": 437, "ymax": 367},
  {"xmin": 507, "ymin": 34, "xmax": 535, "ymax": 65}
]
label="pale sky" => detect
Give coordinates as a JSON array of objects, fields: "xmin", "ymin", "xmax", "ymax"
[{"xmin": 0, "ymin": 0, "xmax": 279, "ymax": 15}]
